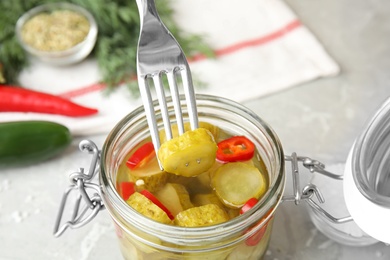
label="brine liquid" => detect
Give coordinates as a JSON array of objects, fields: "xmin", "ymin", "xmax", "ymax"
[{"xmin": 114, "ymin": 122, "xmax": 272, "ymax": 260}]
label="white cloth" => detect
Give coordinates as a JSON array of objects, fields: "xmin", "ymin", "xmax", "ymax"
[{"xmin": 0, "ymin": 0, "xmax": 339, "ymax": 136}]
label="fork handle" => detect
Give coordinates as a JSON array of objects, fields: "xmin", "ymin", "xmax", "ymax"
[{"xmin": 136, "ymin": 0, "xmax": 159, "ymax": 27}]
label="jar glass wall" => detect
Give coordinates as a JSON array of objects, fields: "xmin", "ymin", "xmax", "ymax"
[{"xmin": 100, "ymin": 94, "xmax": 286, "ymax": 259}]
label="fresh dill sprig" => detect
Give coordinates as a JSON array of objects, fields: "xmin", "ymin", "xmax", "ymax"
[{"xmin": 0, "ymin": 0, "xmax": 214, "ymax": 96}]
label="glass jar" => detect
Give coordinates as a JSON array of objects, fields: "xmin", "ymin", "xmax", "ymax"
[
  {"xmin": 99, "ymin": 94, "xmax": 286, "ymax": 259},
  {"xmin": 344, "ymin": 97, "xmax": 390, "ymax": 244},
  {"xmin": 304, "ymin": 97, "xmax": 390, "ymax": 246},
  {"xmin": 53, "ymin": 94, "xmax": 390, "ymax": 255}
]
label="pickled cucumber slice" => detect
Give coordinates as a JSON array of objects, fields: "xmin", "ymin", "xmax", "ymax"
[
  {"xmin": 127, "ymin": 157, "xmax": 168, "ymax": 192},
  {"xmin": 192, "ymin": 193, "xmax": 224, "ymax": 209},
  {"xmin": 226, "ymin": 208, "xmax": 240, "ymax": 219},
  {"xmin": 126, "ymin": 192, "xmax": 173, "ymax": 224},
  {"xmin": 158, "ymin": 128, "xmax": 218, "ymax": 177},
  {"xmin": 212, "ymin": 162, "xmax": 267, "ymax": 208},
  {"xmin": 197, "ymin": 161, "xmax": 222, "ymax": 186},
  {"xmin": 192, "ymin": 193, "xmax": 239, "ymax": 219},
  {"xmin": 155, "ymin": 183, "xmax": 193, "ymax": 216},
  {"xmin": 167, "ymin": 173, "xmax": 192, "ymax": 187},
  {"xmin": 174, "ymin": 204, "xmax": 229, "ymax": 227},
  {"xmin": 159, "ymin": 121, "xmax": 219, "ymax": 144}
]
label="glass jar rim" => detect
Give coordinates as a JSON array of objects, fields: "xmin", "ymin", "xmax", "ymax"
[{"xmin": 100, "ymin": 94, "xmax": 286, "ymax": 249}]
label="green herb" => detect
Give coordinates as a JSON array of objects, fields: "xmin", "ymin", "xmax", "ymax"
[{"xmin": 0, "ymin": 0, "xmax": 214, "ymax": 96}]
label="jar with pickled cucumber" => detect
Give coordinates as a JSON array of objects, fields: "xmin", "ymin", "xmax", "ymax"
[{"xmin": 100, "ymin": 95, "xmax": 285, "ymax": 260}]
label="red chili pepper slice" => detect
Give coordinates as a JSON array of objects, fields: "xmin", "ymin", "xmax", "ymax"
[
  {"xmin": 245, "ymin": 221, "xmax": 270, "ymax": 246},
  {"xmin": 240, "ymin": 197, "xmax": 258, "ymax": 215},
  {"xmin": 118, "ymin": 182, "xmax": 136, "ymax": 201},
  {"xmin": 216, "ymin": 136, "xmax": 255, "ymax": 162},
  {"xmin": 0, "ymin": 85, "xmax": 98, "ymax": 117},
  {"xmin": 140, "ymin": 190, "xmax": 174, "ymax": 220},
  {"xmin": 240, "ymin": 198, "xmax": 273, "ymax": 246},
  {"xmin": 126, "ymin": 142, "xmax": 155, "ymax": 170}
]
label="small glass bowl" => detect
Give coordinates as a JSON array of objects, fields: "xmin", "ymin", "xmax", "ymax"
[{"xmin": 15, "ymin": 2, "xmax": 98, "ymax": 66}]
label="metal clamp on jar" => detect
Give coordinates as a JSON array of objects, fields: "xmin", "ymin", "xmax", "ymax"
[{"xmin": 53, "ymin": 95, "xmax": 390, "ymax": 259}]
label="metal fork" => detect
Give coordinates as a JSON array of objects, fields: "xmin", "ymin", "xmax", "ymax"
[{"xmin": 135, "ymin": 0, "xmax": 199, "ymax": 160}]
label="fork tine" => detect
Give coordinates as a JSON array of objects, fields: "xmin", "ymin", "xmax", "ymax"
[
  {"xmin": 138, "ymin": 76, "xmax": 161, "ymax": 151},
  {"xmin": 167, "ymin": 69, "xmax": 185, "ymax": 136},
  {"xmin": 181, "ymin": 68, "xmax": 198, "ymax": 130},
  {"xmin": 153, "ymin": 73, "xmax": 172, "ymax": 141}
]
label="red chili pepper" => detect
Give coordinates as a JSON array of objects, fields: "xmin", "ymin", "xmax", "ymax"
[
  {"xmin": 126, "ymin": 142, "xmax": 155, "ymax": 170},
  {"xmin": 245, "ymin": 222, "xmax": 270, "ymax": 246},
  {"xmin": 140, "ymin": 190, "xmax": 174, "ymax": 220},
  {"xmin": 240, "ymin": 197, "xmax": 258, "ymax": 215},
  {"xmin": 0, "ymin": 85, "xmax": 98, "ymax": 117},
  {"xmin": 118, "ymin": 182, "xmax": 136, "ymax": 201},
  {"xmin": 240, "ymin": 198, "xmax": 272, "ymax": 246},
  {"xmin": 216, "ymin": 136, "xmax": 255, "ymax": 162}
]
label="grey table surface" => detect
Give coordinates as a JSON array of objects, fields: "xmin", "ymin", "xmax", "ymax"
[{"xmin": 1, "ymin": 0, "xmax": 390, "ymax": 259}]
